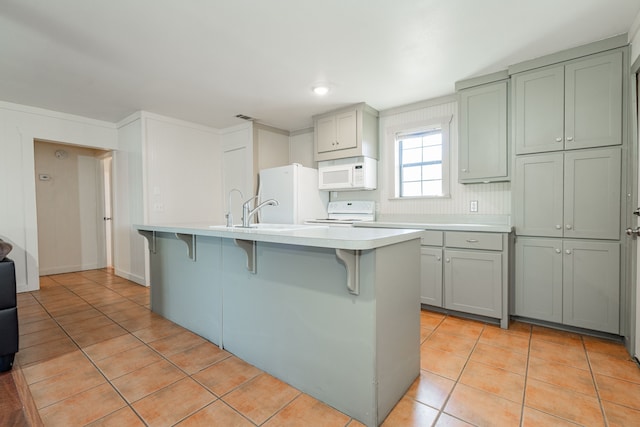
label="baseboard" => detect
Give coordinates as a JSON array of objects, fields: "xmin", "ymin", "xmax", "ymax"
[
  {"xmin": 39, "ymin": 264, "xmax": 101, "ymax": 276},
  {"xmin": 114, "ymin": 268, "xmax": 146, "ymax": 286}
]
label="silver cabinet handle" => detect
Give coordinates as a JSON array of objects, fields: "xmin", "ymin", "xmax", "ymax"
[
  {"xmin": 446, "ymin": 258, "xmax": 450, "ymax": 263},
  {"xmin": 555, "ymin": 225, "xmax": 562, "ymax": 230},
  {"xmin": 565, "ymin": 224, "xmax": 572, "ymax": 230},
  {"xmin": 565, "ymin": 249, "xmax": 572, "ymax": 255},
  {"xmin": 462, "ymin": 168, "xmax": 468, "ymax": 172},
  {"xmin": 555, "ymin": 137, "xmax": 563, "ymax": 142},
  {"xmin": 555, "ymin": 248, "xmax": 561, "ymax": 254},
  {"xmin": 436, "ymin": 256, "xmax": 441, "ymax": 261},
  {"xmin": 466, "ymin": 239, "xmax": 479, "ymax": 243},
  {"xmin": 566, "ymin": 136, "xmax": 574, "ymax": 141}
]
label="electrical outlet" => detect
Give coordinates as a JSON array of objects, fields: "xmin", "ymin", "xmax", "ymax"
[{"xmin": 470, "ymin": 200, "xmax": 478, "ymax": 212}]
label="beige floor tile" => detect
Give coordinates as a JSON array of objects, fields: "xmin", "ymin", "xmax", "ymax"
[
  {"xmin": 263, "ymin": 393, "xmax": 351, "ymax": 427},
  {"xmin": 469, "ymin": 342, "xmax": 528, "ymax": 375},
  {"xmin": 588, "ymin": 351, "xmax": 640, "ymax": 384},
  {"xmin": 420, "ymin": 310, "xmax": 445, "ymax": 329},
  {"xmin": 531, "ymin": 325, "xmax": 583, "ymax": 347},
  {"xmin": 527, "ymin": 356, "xmax": 596, "ymax": 396},
  {"xmin": 147, "ymin": 330, "xmax": 206, "ymax": 357},
  {"xmin": 30, "ymin": 364, "xmax": 106, "ymax": 409},
  {"xmin": 61, "ymin": 315, "xmax": 115, "ymax": 336},
  {"xmin": 94, "ymin": 344, "xmax": 163, "ymax": 380},
  {"xmin": 420, "ymin": 346, "xmax": 467, "ymax": 380},
  {"xmin": 521, "ymin": 406, "xmax": 582, "ymax": 426},
  {"xmin": 424, "ymin": 330, "xmax": 477, "ymax": 358},
  {"xmin": 223, "ymin": 373, "xmax": 301, "ymax": 425},
  {"xmin": 19, "ymin": 326, "xmax": 68, "ymax": 350},
  {"xmin": 54, "ymin": 307, "xmax": 103, "ymax": 326},
  {"xmin": 380, "ymin": 395, "xmax": 439, "ymax": 427},
  {"xmin": 404, "ymin": 370, "xmax": 455, "ymax": 410},
  {"xmin": 595, "ymin": 374, "xmax": 640, "ymax": 410},
  {"xmin": 18, "ymin": 318, "xmax": 58, "ymax": 336},
  {"xmin": 132, "ymin": 320, "xmax": 187, "ymax": 343},
  {"xmin": 529, "ymin": 338, "xmax": 589, "ymax": 370},
  {"xmin": 85, "ymin": 406, "xmax": 146, "ymax": 427},
  {"xmin": 602, "ymin": 400, "xmax": 640, "ymax": 427},
  {"xmin": 168, "ymin": 341, "xmax": 231, "ymax": 375},
  {"xmin": 21, "ymin": 350, "xmax": 93, "ymax": 385},
  {"xmin": 479, "ymin": 325, "xmax": 530, "ymax": 354},
  {"xmin": 435, "ymin": 316, "xmax": 485, "ymax": 341},
  {"xmin": 525, "ymin": 378, "xmax": 604, "ymax": 426},
  {"xmin": 132, "ymin": 377, "xmax": 216, "ymax": 426},
  {"xmin": 16, "ymin": 336, "xmax": 78, "ymax": 367},
  {"xmin": 83, "ymin": 333, "xmax": 144, "ymax": 361},
  {"xmin": 434, "ymin": 413, "xmax": 474, "ymax": 426},
  {"xmin": 459, "ymin": 360, "xmax": 525, "ymax": 403},
  {"xmin": 444, "ymin": 383, "xmax": 521, "ymax": 426},
  {"xmin": 583, "ymin": 336, "xmax": 630, "ymax": 360},
  {"xmin": 71, "ymin": 323, "xmax": 129, "ymax": 348},
  {"xmin": 111, "ymin": 359, "xmax": 186, "ymax": 403},
  {"xmin": 193, "ymin": 356, "xmax": 262, "ymax": 396},
  {"xmin": 38, "ymin": 383, "xmax": 126, "ymax": 427},
  {"xmin": 176, "ymin": 400, "xmax": 253, "ymax": 427}
]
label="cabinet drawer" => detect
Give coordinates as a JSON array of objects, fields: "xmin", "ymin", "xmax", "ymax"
[
  {"xmin": 421, "ymin": 230, "xmax": 443, "ymax": 246},
  {"xmin": 445, "ymin": 232, "xmax": 502, "ymax": 251}
]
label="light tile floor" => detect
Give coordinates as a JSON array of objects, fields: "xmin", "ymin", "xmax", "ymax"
[{"xmin": 10, "ymin": 269, "xmax": 640, "ymax": 426}]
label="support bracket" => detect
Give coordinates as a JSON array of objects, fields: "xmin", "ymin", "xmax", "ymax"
[
  {"xmin": 234, "ymin": 239, "xmax": 256, "ymax": 274},
  {"xmin": 138, "ymin": 230, "xmax": 156, "ymax": 254},
  {"xmin": 335, "ymin": 249, "xmax": 360, "ymax": 295},
  {"xmin": 175, "ymin": 233, "xmax": 196, "ymax": 261}
]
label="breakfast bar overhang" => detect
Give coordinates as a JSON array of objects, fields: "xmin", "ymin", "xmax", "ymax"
[{"xmin": 135, "ymin": 224, "xmax": 423, "ymax": 427}]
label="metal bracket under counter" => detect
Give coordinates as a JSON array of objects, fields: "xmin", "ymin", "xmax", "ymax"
[{"xmin": 335, "ymin": 249, "xmax": 360, "ymax": 295}]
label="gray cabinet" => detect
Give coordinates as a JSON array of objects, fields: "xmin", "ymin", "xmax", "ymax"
[
  {"xmin": 515, "ymin": 147, "xmax": 621, "ymax": 240},
  {"xmin": 420, "ymin": 246, "xmax": 442, "ymax": 306},
  {"xmin": 514, "ymin": 51, "xmax": 622, "ymax": 155},
  {"xmin": 515, "ymin": 237, "xmax": 620, "ymax": 334},
  {"xmin": 458, "ymin": 80, "xmax": 508, "ymax": 183},
  {"xmin": 444, "ymin": 249, "xmax": 502, "ymax": 319},
  {"xmin": 313, "ymin": 103, "xmax": 379, "ymax": 161}
]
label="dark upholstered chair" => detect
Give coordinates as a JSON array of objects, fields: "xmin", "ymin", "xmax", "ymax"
[{"xmin": 0, "ymin": 240, "xmax": 18, "ymax": 372}]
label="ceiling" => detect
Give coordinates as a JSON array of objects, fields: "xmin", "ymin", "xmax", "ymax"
[{"xmin": 1, "ymin": 1, "xmax": 639, "ymax": 132}]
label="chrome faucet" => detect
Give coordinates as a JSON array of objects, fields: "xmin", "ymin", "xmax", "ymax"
[
  {"xmin": 226, "ymin": 188, "xmax": 244, "ymax": 227},
  {"xmin": 241, "ymin": 196, "xmax": 279, "ymax": 227}
]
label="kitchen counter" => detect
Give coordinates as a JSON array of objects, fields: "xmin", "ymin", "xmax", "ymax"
[
  {"xmin": 354, "ymin": 221, "xmax": 512, "ymax": 233},
  {"xmin": 135, "ymin": 222, "xmax": 425, "ymax": 250},
  {"xmin": 134, "ymin": 223, "xmax": 421, "ymax": 426}
]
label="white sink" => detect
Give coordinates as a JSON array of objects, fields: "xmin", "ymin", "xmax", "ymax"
[{"xmin": 209, "ymin": 223, "xmax": 328, "ymax": 232}]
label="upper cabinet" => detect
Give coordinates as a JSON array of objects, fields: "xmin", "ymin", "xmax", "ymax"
[
  {"xmin": 457, "ymin": 78, "xmax": 509, "ymax": 183},
  {"xmin": 513, "ymin": 51, "xmax": 622, "ymax": 155},
  {"xmin": 313, "ymin": 103, "xmax": 379, "ymax": 162}
]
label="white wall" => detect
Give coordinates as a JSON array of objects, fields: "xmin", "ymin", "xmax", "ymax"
[
  {"xmin": 144, "ymin": 114, "xmax": 221, "ymax": 224},
  {"xmin": 289, "ymin": 129, "xmax": 315, "ymax": 168},
  {"xmin": 630, "ymin": 10, "xmax": 640, "ymax": 67},
  {"xmin": 0, "ymin": 101, "xmax": 118, "ymax": 292},
  {"xmin": 332, "ymin": 98, "xmax": 511, "ymax": 218},
  {"xmin": 34, "ymin": 141, "xmax": 106, "ymax": 275}
]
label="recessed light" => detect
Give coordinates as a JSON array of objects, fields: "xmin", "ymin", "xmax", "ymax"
[{"xmin": 312, "ymin": 85, "xmax": 330, "ymax": 96}]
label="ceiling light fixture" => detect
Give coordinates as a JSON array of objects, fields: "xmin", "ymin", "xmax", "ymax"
[{"xmin": 312, "ymin": 85, "xmax": 330, "ymax": 96}]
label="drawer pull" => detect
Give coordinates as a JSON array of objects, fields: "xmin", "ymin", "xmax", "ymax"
[{"xmin": 466, "ymin": 239, "xmax": 479, "ymax": 243}]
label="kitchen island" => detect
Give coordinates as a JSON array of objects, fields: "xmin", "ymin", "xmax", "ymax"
[{"xmin": 135, "ymin": 223, "xmax": 424, "ymax": 427}]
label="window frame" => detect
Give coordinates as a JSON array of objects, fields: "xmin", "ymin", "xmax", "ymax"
[{"xmin": 387, "ymin": 115, "xmax": 453, "ymax": 199}]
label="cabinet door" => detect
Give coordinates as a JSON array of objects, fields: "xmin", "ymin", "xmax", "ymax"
[
  {"xmin": 420, "ymin": 246, "xmax": 443, "ymax": 306},
  {"xmin": 459, "ymin": 81, "xmax": 508, "ymax": 183},
  {"xmin": 316, "ymin": 115, "xmax": 337, "ymax": 153},
  {"xmin": 514, "ymin": 153, "xmax": 564, "ymax": 237},
  {"xmin": 564, "ymin": 51, "xmax": 622, "ymax": 150},
  {"xmin": 335, "ymin": 110, "xmax": 358, "ymax": 150},
  {"xmin": 514, "ymin": 237, "xmax": 563, "ymax": 322},
  {"xmin": 562, "ymin": 240, "xmax": 619, "ymax": 334},
  {"xmin": 564, "ymin": 147, "xmax": 621, "ymax": 239},
  {"xmin": 514, "ymin": 66, "xmax": 564, "ymax": 154},
  {"xmin": 444, "ymin": 249, "xmax": 502, "ymax": 318}
]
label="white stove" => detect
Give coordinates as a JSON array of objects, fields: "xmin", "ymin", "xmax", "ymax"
[{"xmin": 306, "ymin": 201, "xmax": 375, "ymax": 226}]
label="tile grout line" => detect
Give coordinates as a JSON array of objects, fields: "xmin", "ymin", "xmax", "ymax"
[
  {"xmin": 584, "ymin": 335, "xmax": 610, "ymax": 427},
  {"xmin": 519, "ymin": 323, "xmax": 533, "ymax": 427}
]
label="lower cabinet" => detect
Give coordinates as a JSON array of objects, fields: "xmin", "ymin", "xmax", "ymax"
[
  {"xmin": 420, "ymin": 246, "xmax": 443, "ymax": 306},
  {"xmin": 420, "ymin": 230, "xmax": 508, "ymax": 327},
  {"xmin": 515, "ymin": 237, "xmax": 620, "ymax": 334},
  {"xmin": 444, "ymin": 249, "xmax": 502, "ymax": 318}
]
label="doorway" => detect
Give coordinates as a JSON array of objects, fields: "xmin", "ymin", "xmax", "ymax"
[{"xmin": 34, "ymin": 140, "xmax": 113, "ymax": 275}]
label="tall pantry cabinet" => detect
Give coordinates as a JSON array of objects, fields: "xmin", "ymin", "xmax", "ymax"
[{"xmin": 512, "ymin": 49, "xmax": 624, "ymax": 334}]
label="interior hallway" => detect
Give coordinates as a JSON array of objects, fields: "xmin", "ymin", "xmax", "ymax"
[{"xmin": 3, "ymin": 269, "xmax": 640, "ymax": 426}]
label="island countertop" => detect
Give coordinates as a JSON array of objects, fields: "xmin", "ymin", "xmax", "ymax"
[{"xmin": 134, "ymin": 222, "xmax": 424, "ymax": 250}]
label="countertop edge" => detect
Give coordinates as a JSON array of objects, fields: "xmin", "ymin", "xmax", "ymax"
[{"xmin": 353, "ymin": 221, "xmax": 513, "ymax": 233}]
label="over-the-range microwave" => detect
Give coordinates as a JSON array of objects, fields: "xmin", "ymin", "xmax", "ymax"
[{"xmin": 318, "ymin": 157, "xmax": 377, "ymax": 191}]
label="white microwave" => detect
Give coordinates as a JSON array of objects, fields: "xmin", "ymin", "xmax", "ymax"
[{"xmin": 318, "ymin": 157, "xmax": 377, "ymax": 191}]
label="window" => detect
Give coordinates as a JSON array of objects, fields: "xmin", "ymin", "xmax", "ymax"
[{"xmin": 391, "ymin": 116, "xmax": 451, "ymax": 198}]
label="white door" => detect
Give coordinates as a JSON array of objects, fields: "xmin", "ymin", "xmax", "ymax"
[{"xmin": 635, "ymin": 72, "xmax": 640, "ymax": 359}]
